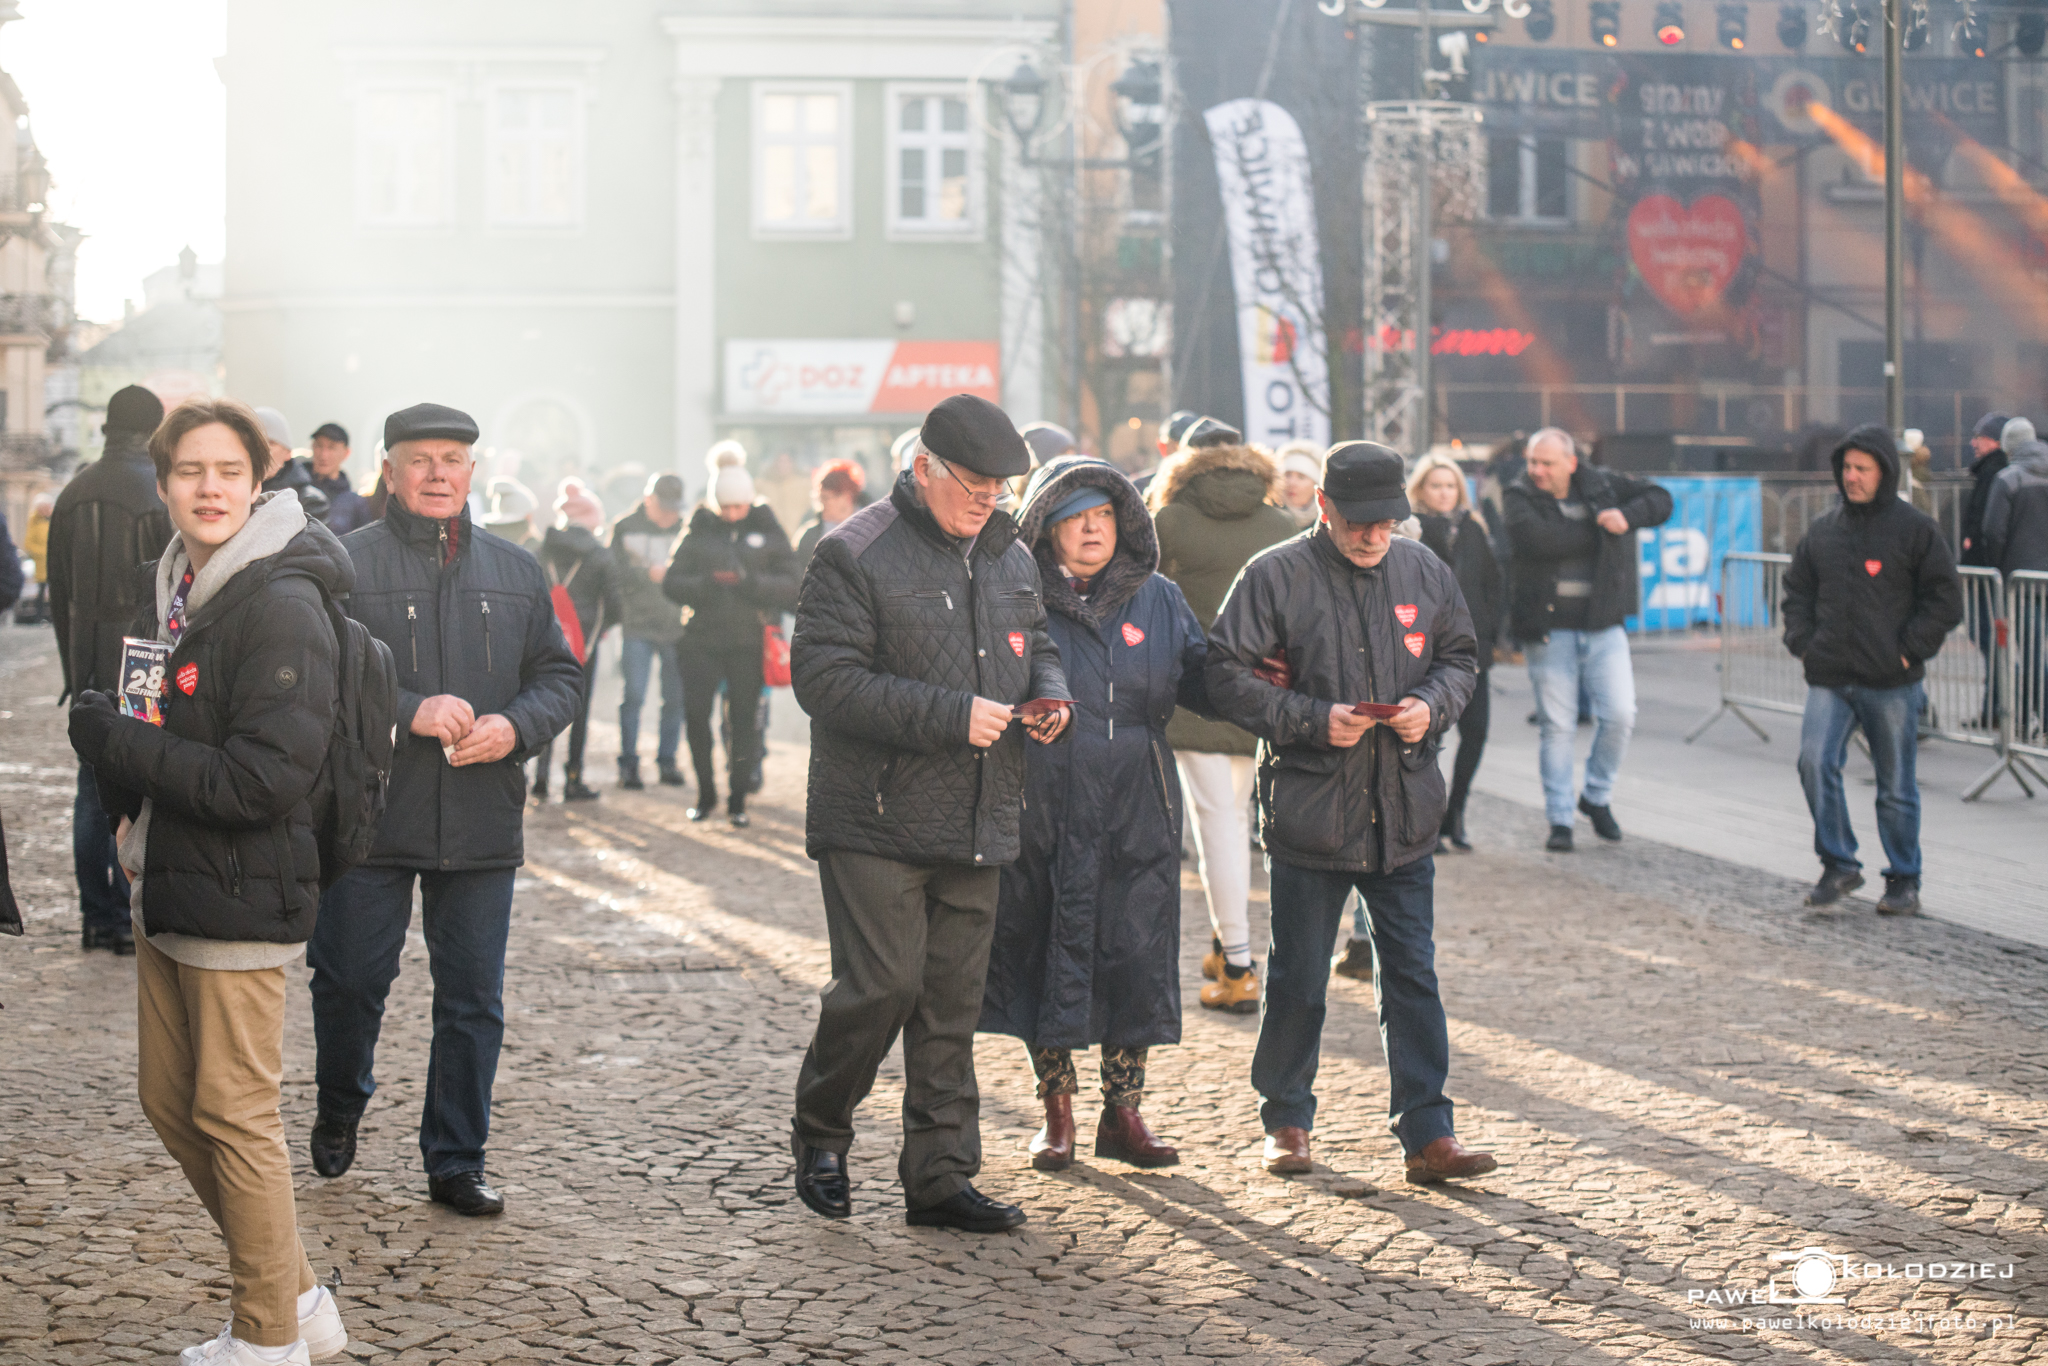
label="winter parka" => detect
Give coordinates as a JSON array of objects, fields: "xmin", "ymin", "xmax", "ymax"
[
  {"xmin": 48, "ymin": 430, "xmax": 175, "ymax": 700},
  {"xmin": 339, "ymin": 500, "xmax": 584, "ymax": 869},
  {"xmin": 86, "ymin": 500, "xmax": 347, "ymax": 943},
  {"xmin": 610, "ymin": 504, "xmax": 687, "ymax": 642},
  {"xmin": 1783, "ymin": 425, "xmax": 1964, "ymax": 689},
  {"xmin": 1206, "ymin": 529, "xmax": 1478, "ymax": 874},
  {"xmin": 1418, "ymin": 508, "xmax": 1506, "ymax": 658},
  {"xmin": 792, "ymin": 470, "xmax": 1071, "ymax": 866},
  {"xmin": 1502, "ymin": 464, "xmax": 1672, "ymax": 641},
  {"xmin": 1983, "ymin": 440, "xmax": 2048, "ymax": 574},
  {"xmin": 981, "ymin": 458, "xmax": 1210, "ymax": 1050},
  {"xmin": 663, "ymin": 503, "xmax": 800, "ymax": 651}
]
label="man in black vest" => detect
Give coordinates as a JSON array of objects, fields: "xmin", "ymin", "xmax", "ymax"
[
  {"xmin": 47, "ymin": 384, "xmax": 170, "ymax": 954},
  {"xmin": 306, "ymin": 403, "xmax": 582, "ymax": 1215}
]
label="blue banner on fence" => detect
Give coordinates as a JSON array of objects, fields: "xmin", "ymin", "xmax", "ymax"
[{"xmin": 1628, "ymin": 477, "xmax": 1761, "ymax": 632}]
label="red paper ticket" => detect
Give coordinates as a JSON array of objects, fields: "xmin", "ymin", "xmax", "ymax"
[
  {"xmin": 1350, "ymin": 702, "xmax": 1405, "ymax": 719},
  {"xmin": 1012, "ymin": 698, "xmax": 1067, "ymax": 718}
]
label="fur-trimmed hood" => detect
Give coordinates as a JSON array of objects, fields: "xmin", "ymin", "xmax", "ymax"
[
  {"xmin": 1145, "ymin": 443, "xmax": 1280, "ymax": 517},
  {"xmin": 1018, "ymin": 455, "xmax": 1157, "ymax": 625}
]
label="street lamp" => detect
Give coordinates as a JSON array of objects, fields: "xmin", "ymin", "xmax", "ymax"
[{"xmin": 998, "ymin": 59, "xmax": 1049, "ymax": 153}]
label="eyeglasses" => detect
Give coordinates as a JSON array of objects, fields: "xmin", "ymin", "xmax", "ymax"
[{"xmin": 934, "ymin": 456, "xmax": 1007, "ymax": 507}]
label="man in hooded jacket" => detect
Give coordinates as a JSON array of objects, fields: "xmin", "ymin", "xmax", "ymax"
[
  {"xmin": 1783, "ymin": 425, "xmax": 1963, "ymax": 918},
  {"xmin": 1982, "ymin": 437, "xmax": 2048, "ymax": 740}
]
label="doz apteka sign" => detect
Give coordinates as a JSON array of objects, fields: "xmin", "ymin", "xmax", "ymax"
[{"xmin": 725, "ymin": 340, "xmax": 1000, "ymax": 416}]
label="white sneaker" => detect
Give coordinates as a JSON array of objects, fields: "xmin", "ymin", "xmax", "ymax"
[
  {"xmin": 178, "ymin": 1328, "xmax": 311, "ymax": 1365},
  {"xmin": 299, "ymin": 1287, "xmax": 349, "ymax": 1360}
]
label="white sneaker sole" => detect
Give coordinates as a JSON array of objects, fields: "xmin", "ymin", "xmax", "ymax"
[{"xmin": 302, "ymin": 1297, "xmax": 349, "ymax": 1359}]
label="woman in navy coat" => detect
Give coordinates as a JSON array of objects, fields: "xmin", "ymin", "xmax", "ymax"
[{"xmin": 980, "ymin": 456, "xmax": 1211, "ymax": 1172}]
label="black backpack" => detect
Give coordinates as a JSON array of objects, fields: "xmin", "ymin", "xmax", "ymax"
[{"xmin": 310, "ymin": 596, "xmax": 398, "ymax": 888}]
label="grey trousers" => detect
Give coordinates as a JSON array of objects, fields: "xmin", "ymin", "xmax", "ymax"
[{"xmin": 793, "ymin": 850, "xmax": 1001, "ymax": 1209}]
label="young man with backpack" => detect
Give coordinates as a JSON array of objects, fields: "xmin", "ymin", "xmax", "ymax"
[
  {"xmin": 65, "ymin": 397, "xmax": 354, "ymax": 1365},
  {"xmin": 307, "ymin": 403, "xmax": 583, "ymax": 1216}
]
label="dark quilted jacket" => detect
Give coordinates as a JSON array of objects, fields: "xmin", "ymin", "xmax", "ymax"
[{"xmin": 792, "ymin": 471, "xmax": 1071, "ymax": 866}]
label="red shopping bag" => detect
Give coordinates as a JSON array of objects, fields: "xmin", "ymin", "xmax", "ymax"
[{"xmin": 763, "ymin": 622, "xmax": 791, "ymax": 688}]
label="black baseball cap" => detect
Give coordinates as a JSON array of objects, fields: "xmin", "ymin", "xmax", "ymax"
[
  {"xmin": 1321, "ymin": 442, "xmax": 1410, "ymax": 523},
  {"xmin": 311, "ymin": 422, "xmax": 350, "ymax": 445},
  {"xmin": 649, "ymin": 473, "xmax": 686, "ymax": 508}
]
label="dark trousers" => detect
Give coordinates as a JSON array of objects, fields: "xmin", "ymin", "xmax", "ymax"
[
  {"xmin": 306, "ymin": 865, "xmax": 516, "ymax": 1178},
  {"xmin": 793, "ymin": 850, "xmax": 1001, "ymax": 1209},
  {"xmin": 1255, "ymin": 856, "xmax": 1453, "ymax": 1156},
  {"xmin": 680, "ymin": 640, "xmax": 762, "ymax": 809},
  {"xmin": 74, "ymin": 764, "xmax": 129, "ymax": 932},
  {"xmin": 1444, "ymin": 666, "xmax": 1491, "ymax": 827},
  {"xmin": 535, "ymin": 645, "xmax": 599, "ymax": 789}
]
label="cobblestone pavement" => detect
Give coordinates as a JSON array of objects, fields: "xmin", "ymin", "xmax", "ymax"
[{"xmin": 2, "ymin": 623, "xmax": 2044, "ymax": 1365}]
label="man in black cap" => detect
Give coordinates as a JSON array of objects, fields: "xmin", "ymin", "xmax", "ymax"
[
  {"xmin": 1205, "ymin": 441, "xmax": 1496, "ymax": 1187},
  {"xmin": 788, "ymin": 392, "xmax": 1072, "ymax": 1233},
  {"xmin": 309, "ymin": 421, "xmax": 372, "ymax": 535},
  {"xmin": 1133, "ymin": 410, "xmax": 1208, "ymax": 496},
  {"xmin": 1961, "ymin": 411, "xmax": 2012, "ymax": 724},
  {"xmin": 47, "ymin": 383, "xmax": 170, "ymax": 954},
  {"xmin": 305, "ymin": 401, "xmax": 583, "ymax": 1216},
  {"xmin": 610, "ymin": 471, "xmax": 690, "ymax": 789}
]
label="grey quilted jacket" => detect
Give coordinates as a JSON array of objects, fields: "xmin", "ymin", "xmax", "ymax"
[{"xmin": 792, "ymin": 471, "xmax": 1071, "ymax": 867}]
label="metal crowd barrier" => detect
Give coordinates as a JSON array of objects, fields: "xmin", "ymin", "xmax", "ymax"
[
  {"xmin": 1923, "ymin": 567, "xmax": 2003, "ymax": 752},
  {"xmin": 1686, "ymin": 552, "xmax": 1802, "ymax": 743},
  {"xmin": 1971, "ymin": 570, "xmax": 2048, "ymax": 800}
]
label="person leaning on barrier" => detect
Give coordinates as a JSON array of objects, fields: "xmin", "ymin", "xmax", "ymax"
[{"xmin": 1783, "ymin": 425, "xmax": 1963, "ymax": 918}]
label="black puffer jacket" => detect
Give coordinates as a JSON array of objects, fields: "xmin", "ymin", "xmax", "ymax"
[
  {"xmin": 663, "ymin": 503, "xmax": 800, "ymax": 651},
  {"xmin": 1418, "ymin": 508, "xmax": 1505, "ymax": 659},
  {"xmin": 1961, "ymin": 446, "xmax": 2009, "ymax": 568},
  {"xmin": 540, "ymin": 524, "xmax": 625, "ymax": 655},
  {"xmin": 1502, "ymin": 464, "xmax": 1673, "ymax": 641},
  {"xmin": 1206, "ymin": 530, "xmax": 1478, "ymax": 874},
  {"xmin": 1783, "ymin": 425, "xmax": 1964, "ymax": 689},
  {"xmin": 340, "ymin": 501, "xmax": 584, "ymax": 869},
  {"xmin": 48, "ymin": 431, "xmax": 175, "ymax": 700},
  {"xmin": 85, "ymin": 509, "xmax": 347, "ymax": 943},
  {"xmin": 792, "ymin": 470, "xmax": 1071, "ymax": 866}
]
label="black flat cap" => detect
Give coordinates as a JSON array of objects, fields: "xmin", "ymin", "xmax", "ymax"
[
  {"xmin": 311, "ymin": 421, "xmax": 350, "ymax": 445},
  {"xmin": 1180, "ymin": 416, "xmax": 1241, "ymax": 450},
  {"xmin": 384, "ymin": 402, "xmax": 479, "ymax": 449},
  {"xmin": 919, "ymin": 393, "xmax": 1029, "ymax": 477},
  {"xmin": 105, "ymin": 384, "xmax": 165, "ymax": 435},
  {"xmin": 1161, "ymin": 409, "xmax": 1201, "ymax": 445},
  {"xmin": 1322, "ymin": 442, "xmax": 1410, "ymax": 524}
]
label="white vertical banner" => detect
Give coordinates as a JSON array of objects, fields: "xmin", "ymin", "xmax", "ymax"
[{"xmin": 1203, "ymin": 97, "xmax": 1330, "ymax": 448}]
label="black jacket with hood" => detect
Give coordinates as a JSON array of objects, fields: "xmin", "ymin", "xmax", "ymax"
[
  {"xmin": 1962, "ymin": 446, "xmax": 2010, "ymax": 568},
  {"xmin": 1502, "ymin": 462, "xmax": 1672, "ymax": 641},
  {"xmin": 48, "ymin": 429, "xmax": 175, "ymax": 701},
  {"xmin": 539, "ymin": 523, "xmax": 626, "ymax": 658},
  {"xmin": 339, "ymin": 500, "xmax": 584, "ymax": 869},
  {"xmin": 1783, "ymin": 424, "xmax": 1964, "ymax": 690},
  {"xmin": 81, "ymin": 493, "xmax": 346, "ymax": 943},
  {"xmin": 792, "ymin": 470, "xmax": 1071, "ymax": 866},
  {"xmin": 662, "ymin": 502, "xmax": 800, "ymax": 652},
  {"xmin": 1205, "ymin": 528, "xmax": 1478, "ymax": 874}
]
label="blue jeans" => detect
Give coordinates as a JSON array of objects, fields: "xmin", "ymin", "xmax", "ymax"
[
  {"xmin": 1256, "ymin": 856, "xmax": 1453, "ymax": 1155},
  {"xmin": 1525, "ymin": 626, "xmax": 1637, "ymax": 827},
  {"xmin": 1798, "ymin": 682, "xmax": 1924, "ymax": 880},
  {"xmin": 74, "ymin": 765, "xmax": 129, "ymax": 932},
  {"xmin": 618, "ymin": 636, "xmax": 684, "ymax": 765},
  {"xmin": 307, "ymin": 866, "xmax": 516, "ymax": 1178}
]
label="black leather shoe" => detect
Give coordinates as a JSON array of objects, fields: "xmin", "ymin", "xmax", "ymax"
[
  {"xmin": 564, "ymin": 778, "xmax": 601, "ymax": 802},
  {"xmin": 1546, "ymin": 824, "xmax": 1574, "ymax": 852},
  {"xmin": 793, "ymin": 1142, "xmax": 851, "ymax": 1219},
  {"xmin": 658, "ymin": 763, "xmax": 687, "ymax": 787},
  {"xmin": 1804, "ymin": 866, "xmax": 1865, "ymax": 908},
  {"xmin": 310, "ymin": 1113, "xmax": 358, "ymax": 1178},
  {"xmin": 905, "ymin": 1184, "xmax": 1026, "ymax": 1233},
  {"xmin": 427, "ymin": 1170, "xmax": 505, "ymax": 1216},
  {"xmin": 728, "ymin": 809, "xmax": 750, "ymax": 829},
  {"xmin": 1875, "ymin": 875, "xmax": 1922, "ymax": 917},
  {"xmin": 1577, "ymin": 796, "xmax": 1623, "ymax": 841},
  {"xmin": 617, "ymin": 758, "xmax": 645, "ymax": 791},
  {"xmin": 81, "ymin": 926, "xmax": 123, "ymax": 952}
]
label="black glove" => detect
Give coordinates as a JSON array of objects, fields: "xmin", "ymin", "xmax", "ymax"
[{"xmin": 67, "ymin": 689, "xmax": 123, "ymax": 766}]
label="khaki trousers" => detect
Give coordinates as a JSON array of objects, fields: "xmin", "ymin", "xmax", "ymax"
[{"xmin": 135, "ymin": 932, "xmax": 315, "ymax": 1347}]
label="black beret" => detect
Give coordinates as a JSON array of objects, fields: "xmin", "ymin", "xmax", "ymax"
[
  {"xmin": 105, "ymin": 385, "xmax": 165, "ymax": 435},
  {"xmin": 311, "ymin": 421, "xmax": 350, "ymax": 445},
  {"xmin": 919, "ymin": 393, "xmax": 1029, "ymax": 478},
  {"xmin": 384, "ymin": 402, "xmax": 479, "ymax": 449}
]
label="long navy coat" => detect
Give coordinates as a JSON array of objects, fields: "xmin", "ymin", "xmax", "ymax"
[{"xmin": 980, "ymin": 458, "xmax": 1210, "ymax": 1051}]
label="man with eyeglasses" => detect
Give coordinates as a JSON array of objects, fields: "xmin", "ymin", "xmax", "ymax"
[{"xmin": 788, "ymin": 393, "xmax": 1072, "ymax": 1234}]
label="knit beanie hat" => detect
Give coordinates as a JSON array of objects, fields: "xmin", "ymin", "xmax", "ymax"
[
  {"xmin": 2001, "ymin": 417, "xmax": 2036, "ymax": 452},
  {"xmin": 1276, "ymin": 440, "xmax": 1324, "ymax": 484},
  {"xmin": 708, "ymin": 440, "xmax": 755, "ymax": 507}
]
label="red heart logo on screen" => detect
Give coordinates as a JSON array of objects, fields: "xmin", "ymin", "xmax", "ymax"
[
  {"xmin": 1394, "ymin": 604, "xmax": 1419, "ymax": 628},
  {"xmin": 1626, "ymin": 193, "xmax": 1748, "ymax": 316},
  {"xmin": 1008, "ymin": 631, "xmax": 1026, "ymax": 657},
  {"xmin": 176, "ymin": 662, "xmax": 198, "ymax": 695},
  {"xmin": 1403, "ymin": 632, "xmax": 1426, "ymax": 658},
  {"xmin": 1865, "ymin": 560, "xmax": 1882, "ymax": 577},
  {"xmin": 1121, "ymin": 622, "xmax": 1145, "ymax": 647}
]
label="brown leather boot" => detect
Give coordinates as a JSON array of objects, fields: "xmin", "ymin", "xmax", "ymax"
[
  {"xmin": 1094, "ymin": 1105, "xmax": 1180, "ymax": 1168},
  {"xmin": 1404, "ymin": 1135, "xmax": 1499, "ymax": 1185},
  {"xmin": 1029, "ymin": 1094, "xmax": 1075, "ymax": 1171}
]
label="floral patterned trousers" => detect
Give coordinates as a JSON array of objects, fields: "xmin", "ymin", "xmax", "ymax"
[{"xmin": 1028, "ymin": 1045, "xmax": 1149, "ymax": 1108}]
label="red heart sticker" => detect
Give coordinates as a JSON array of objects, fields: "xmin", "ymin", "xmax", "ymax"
[
  {"xmin": 1865, "ymin": 559, "xmax": 1882, "ymax": 577},
  {"xmin": 1626, "ymin": 192, "xmax": 1748, "ymax": 316},
  {"xmin": 1403, "ymin": 632, "xmax": 1426, "ymax": 658},
  {"xmin": 1121, "ymin": 622, "xmax": 1145, "ymax": 647},
  {"xmin": 176, "ymin": 662, "xmax": 198, "ymax": 695},
  {"xmin": 1394, "ymin": 604, "xmax": 1419, "ymax": 628},
  {"xmin": 1008, "ymin": 631, "xmax": 1026, "ymax": 657}
]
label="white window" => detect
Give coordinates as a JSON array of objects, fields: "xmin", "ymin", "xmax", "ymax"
[
  {"xmin": 753, "ymin": 83, "xmax": 851, "ymax": 238},
  {"xmin": 356, "ymin": 86, "xmax": 452, "ymax": 228},
  {"xmin": 887, "ymin": 86, "xmax": 979, "ymax": 238},
  {"xmin": 487, "ymin": 86, "xmax": 583, "ymax": 228},
  {"xmin": 1487, "ymin": 134, "xmax": 1569, "ymax": 224}
]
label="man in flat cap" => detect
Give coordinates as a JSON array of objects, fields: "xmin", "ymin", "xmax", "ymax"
[
  {"xmin": 788, "ymin": 392, "xmax": 1072, "ymax": 1233},
  {"xmin": 306, "ymin": 402, "xmax": 583, "ymax": 1215},
  {"xmin": 1205, "ymin": 441, "xmax": 1498, "ymax": 1187}
]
